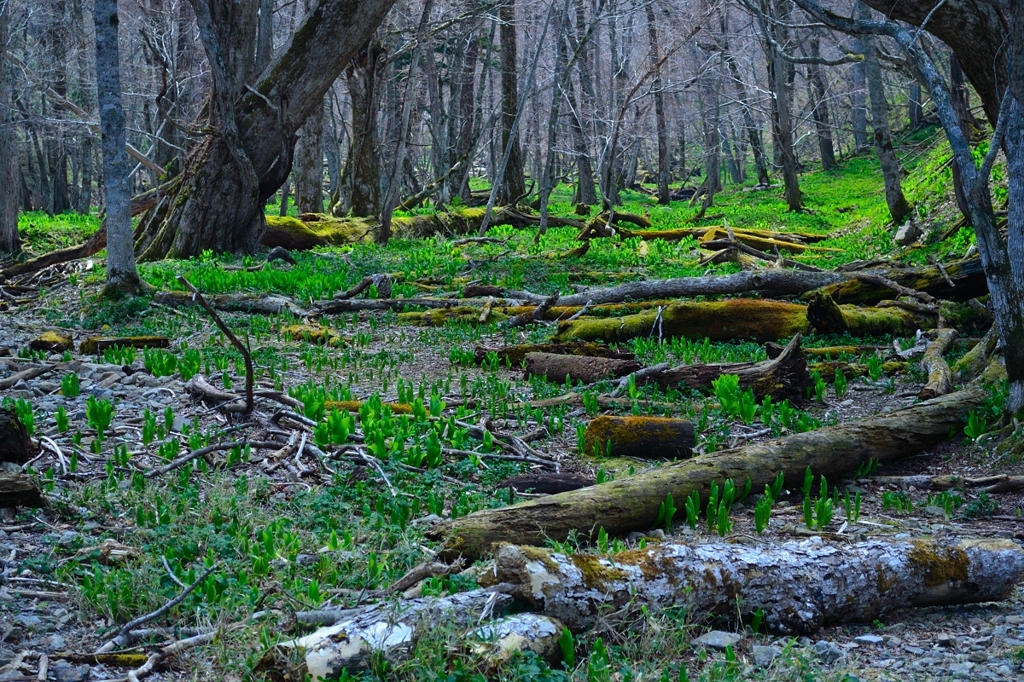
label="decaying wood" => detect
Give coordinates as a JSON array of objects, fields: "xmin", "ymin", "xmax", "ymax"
[
  {"xmin": 0, "ymin": 473, "xmax": 44, "ymax": 508},
  {"xmin": 953, "ymin": 324, "xmax": 999, "ymax": 381},
  {"xmin": 659, "ymin": 333, "xmax": 809, "ymax": 401},
  {"xmin": 583, "ymin": 415, "xmax": 695, "ymax": 460},
  {"xmin": 868, "ymin": 474, "xmax": 1024, "ymax": 494},
  {"xmin": 806, "ymin": 292, "xmax": 935, "ymax": 336},
  {"xmin": 0, "ymin": 361, "xmax": 72, "ymax": 391},
  {"xmin": 186, "ymin": 376, "xmax": 248, "ymax": 413},
  {"xmin": 497, "ymin": 472, "xmax": 597, "ymax": 495},
  {"xmin": 79, "ymin": 335, "xmax": 170, "ymax": 355},
  {"xmin": 466, "ymin": 613, "xmax": 564, "ymax": 673},
  {"xmin": 503, "ymin": 293, "xmax": 559, "ymax": 328},
  {"xmin": 154, "ymin": 290, "xmax": 306, "ymax": 316},
  {"xmin": 474, "ymin": 342, "xmax": 635, "ymax": 367},
  {"xmin": 0, "ymin": 408, "xmax": 37, "ymax": 464},
  {"xmin": 524, "ymin": 352, "xmax": 642, "ymax": 384},
  {"xmin": 263, "ymin": 588, "xmax": 515, "ymax": 679},
  {"xmin": 429, "ymin": 385, "xmax": 989, "ymax": 561},
  {"xmin": 483, "ymin": 538, "xmax": 1024, "ymax": 636},
  {"xmin": 919, "ymin": 329, "xmax": 958, "ymax": 400}
]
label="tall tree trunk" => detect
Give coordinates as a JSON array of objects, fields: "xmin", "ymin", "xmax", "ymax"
[
  {"xmin": 646, "ymin": 4, "xmax": 670, "ymax": 204},
  {"xmin": 256, "ymin": 0, "xmax": 275, "ymax": 71},
  {"xmin": 568, "ymin": 0, "xmax": 597, "ymax": 204},
  {"xmin": 0, "ymin": 2, "xmax": 19, "ymax": 253},
  {"xmin": 70, "ymin": 0, "xmax": 94, "ymax": 213},
  {"xmin": 950, "ymin": 52, "xmax": 975, "ymax": 222},
  {"xmin": 498, "ymin": 0, "xmax": 526, "ymax": 204},
  {"xmin": 808, "ymin": 36, "xmax": 837, "ymax": 170},
  {"xmin": 344, "ymin": 43, "xmax": 382, "ymax": 217},
  {"xmin": 860, "ymin": 2, "xmax": 911, "ymax": 225},
  {"xmin": 448, "ymin": 16, "xmax": 482, "ymax": 201},
  {"xmin": 851, "ymin": 37, "xmax": 869, "ymax": 151},
  {"xmin": 764, "ymin": 0, "xmax": 802, "ymax": 210},
  {"xmin": 908, "ymin": 82, "xmax": 923, "ymax": 128},
  {"xmin": 94, "ymin": 0, "xmax": 141, "ymax": 294},
  {"xmin": 538, "ymin": 3, "xmax": 568, "ymax": 234},
  {"xmin": 723, "ymin": 40, "xmax": 770, "ymax": 186},
  {"xmin": 134, "ymin": 0, "xmax": 397, "ymax": 260},
  {"xmin": 567, "ymin": 75, "xmax": 597, "ymax": 204},
  {"xmin": 294, "ymin": 102, "xmax": 325, "ymax": 214},
  {"xmin": 45, "ymin": 0, "xmax": 71, "ymax": 215}
]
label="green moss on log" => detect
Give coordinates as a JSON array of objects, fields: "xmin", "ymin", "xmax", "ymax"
[{"xmin": 583, "ymin": 416, "xmax": 695, "ymax": 460}]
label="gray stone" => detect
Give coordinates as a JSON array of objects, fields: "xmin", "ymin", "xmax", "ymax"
[
  {"xmin": 13, "ymin": 613, "xmax": 42, "ymax": 629},
  {"xmin": 894, "ymin": 219, "xmax": 923, "ymax": 246},
  {"xmin": 693, "ymin": 630, "xmax": 743, "ymax": 650},
  {"xmin": 52, "ymin": 664, "xmax": 90, "ymax": 682},
  {"xmin": 968, "ymin": 652, "xmax": 988, "ymax": 663},
  {"xmin": 948, "ymin": 662, "xmax": 974, "ymax": 677},
  {"xmin": 87, "ymin": 387, "xmax": 115, "ymax": 400},
  {"xmin": 854, "ymin": 634, "xmax": 884, "ymax": 645},
  {"xmin": 812, "ymin": 640, "xmax": 846, "ymax": 663},
  {"xmin": 751, "ymin": 644, "xmax": 781, "ymax": 667},
  {"xmin": 904, "ymin": 645, "xmax": 925, "ymax": 655},
  {"xmin": 46, "ymin": 633, "xmax": 67, "ymax": 651},
  {"xmin": 1004, "ymin": 615, "xmax": 1022, "ymax": 625}
]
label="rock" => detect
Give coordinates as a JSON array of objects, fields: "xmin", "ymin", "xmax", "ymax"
[
  {"xmin": 936, "ymin": 634, "xmax": 955, "ymax": 648},
  {"xmin": 410, "ymin": 514, "xmax": 444, "ymax": 527},
  {"xmin": 752, "ymin": 644, "xmax": 781, "ymax": 667},
  {"xmin": 904, "ymin": 645, "xmax": 925, "ymax": 655},
  {"xmin": 968, "ymin": 652, "xmax": 988, "ymax": 663},
  {"xmin": 87, "ymin": 388, "xmax": 115, "ymax": 401},
  {"xmin": 1004, "ymin": 615, "xmax": 1022, "ymax": 625},
  {"xmin": 52, "ymin": 664, "xmax": 91, "ymax": 682},
  {"xmin": 947, "ymin": 662, "xmax": 974, "ymax": 677},
  {"xmin": 854, "ymin": 634, "xmax": 884, "ymax": 645},
  {"xmin": 811, "ymin": 640, "xmax": 846, "ymax": 663},
  {"xmin": 29, "ymin": 331, "xmax": 74, "ymax": 353},
  {"xmin": 14, "ymin": 613, "xmax": 43, "ymax": 629},
  {"xmin": 693, "ymin": 630, "xmax": 743, "ymax": 650},
  {"xmin": 894, "ymin": 219, "xmax": 923, "ymax": 246}
]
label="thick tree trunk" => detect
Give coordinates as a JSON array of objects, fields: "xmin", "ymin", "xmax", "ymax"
[
  {"xmin": 429, "ymin": 385, "xmax": 990, "ymax": 561},
  {"xmin": 765, "ymin": 0, "xmax": 802, "ymax": 210},
  {"xmin": 135, "ymin": 0, "xmax": 397, "ymax": 259},
  {"xmin": 94, "ymin": 0, "xmax": 141, "ymax": 294},
  {"xmin": 498, "ymin": 0, "xmax": 526, "ymax": 204},
  {"xmin": 344, "ymin": 43, "xmax": 383, "ymax": 217},
  {"xmin": 860, "ymin": 3, "xmax": 911, "ymax": 225},
  {"xmin": 487, "ymin": 538, "xmax": 1024, "ymax": 636},
  {"xmin": 0, "ymin": 4, "xmax": 19, "ymax": 253}
]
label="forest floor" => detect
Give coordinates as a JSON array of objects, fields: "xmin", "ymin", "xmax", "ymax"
[{"xmin": 2, "ymin": 139, "xmax": 1024, "ymax": 681}]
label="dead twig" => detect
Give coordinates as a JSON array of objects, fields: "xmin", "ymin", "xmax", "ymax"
[
  {"xmin": 144, "ymin": 441, "xmax": 245, "ymax": 479},
  {"xmin": 177, "ymin": 276, "xmax": 254, "ymax": 413},
  {"xmin": 502, "ymin": 292, "xmax": 559, "ymax": 328}
]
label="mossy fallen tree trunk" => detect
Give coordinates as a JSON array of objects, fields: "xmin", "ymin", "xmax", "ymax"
[
  {"xmin": 427, "ymin": 385, "xmax": 988, "ymax": 561},
  {"xmin": 806, "ymin": 292, "xmax": 936, "ymax": 336},
  {"xmin": 658, "ymin": 334, "xmax": 809, "ymax": 401},
  {"xmin": 475, "ymin": 342, "xmax": 634, "ymax": 366},
  {"xmin": 583, "ymin": 415, "xmax": 695, "ymax": 460},
  {"xmin": 262, "ymin": 207, "xmax": 582, "ymax": 249},
  {"xmin": 812, "ymin": 257, "xmax": 987, "ymax": 305},
  {"xmin": 482, "ymin": 538, "xmax": 1024, "ymax": 636},
  {"xmin": 919, "ymin": 329, "xmax": 958, "ymax": 400}
]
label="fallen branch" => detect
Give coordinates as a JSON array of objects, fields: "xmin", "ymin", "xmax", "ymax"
[
  {"xmin": 919, "ymin": 329, "xmax": 958, "ymax": 399},
  {"xmin": 502, "ymin": 293, "xmax": 559, "ymax": 328},
  {"xmin": 144, "ymin": 441, "xmax": 246, "ymax": 479},
  {"xmin": 429, "ymin": 385, "xmax": 989, "ymax": 560},
  {"xmin": 177, "ymin": 277, "xmax": 254, "ymax": 414},
  {"xmin": 484, "ymin": 538, "xmax": 1024, "ymax": 635}
]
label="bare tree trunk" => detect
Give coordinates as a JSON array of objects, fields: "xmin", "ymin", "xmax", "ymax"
[
  {"xmin": 950, "ymin": 52, "xmax": 975, "ymax": 222},
  {"xmin": 256, "ymin": 0, "xmax": 275, "ymax": 71},
  {"xmin": 646, "ymin": 4, "xmax": 669, "ymax": 204},
  {"xmin": 692, "ymin": 44, "xmax": 721, "ymax": 211},
  {"xmin": 343, "ymin": 43, "xmax": 383, "ymax": 217},
  {"xmin": 448, "ymin": 19, "xmax": 481, "ymax": 202},
  {"xmin": 851, "ymin": 37, "xmax": 869, "ymax": 151},
  {"xmin": 860, "ymin": 2, "xmax": 911, "ymax": 225},
  {"xmin": 568, "ymin": 0, "xmax": 597, "ymax": 204},
  {"xmin": 764, "ymin": 0, "xmax": 802, "ymax": 210},
  {"xmin": 723, "ymin": 42, "xmax": 770, "ymax": 186},
  {"xmin": 808, "ymin": 36, "xmax": 837, "ymax": 170},
  {"xmin": 498, "ymin": 0, "xmax": 526, "ymax": 204},
  {"xmin": 0, "ymin": 2, "xmax": 19, "ymax": 253},
  {"xmin": 94, "ymin": 0, "xmax": 141, "ymax": 294},
  {"xmin": 294, "ymin": 103, "xmax": 325, "ymax": 214},
  {"xmin": 908, "ymin": 81, "xmax": 923, "ymax": 128},
  {"xmin": 538, "ymin": 2, "xmax": 569, "ymax": 234}
]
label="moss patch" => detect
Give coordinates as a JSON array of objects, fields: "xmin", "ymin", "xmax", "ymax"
[{"xmin": 908, "ymin": 540, "xmax": 970, "ymax": 586}]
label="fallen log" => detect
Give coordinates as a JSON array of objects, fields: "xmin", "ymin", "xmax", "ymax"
[
  {"xmin": 474, "ymin": 342, "xmax": 634, "ymax": 367},
  {"xmin": 497, "ymin": 472, "xmax": 597, "ymax": 495},
  {"xmin": 428, "ymin": 385, "xmax": 989, "ymax": 561},
  {"xmin": 697, "ymin": 226, "xmax": 842, "ymax": 254},
  {"xmin": 0, "ymin": 473, "xmax": 44, "ymax": 508},
  {"xmin": 262, "ymin": 588, "xmax": 515, "ymax": 679},
  {"xmin": 806, "ymin": 292, "xmax": 935, "ymax": 336},
  {"xmin": 552, "ymin": 299, "xmax": 810, "ymax": 344},
  {"xmin": 524, "ymin": 352, "xmax": 642, "ymax": 384},
  {"xmin": 612, "ymin": 225, "xmax": 829, "ymax": 245},
  {"xmin": 806, "ymin": 360, "xmax": 908, "ymax": 382},
  {"xmin": 658, "ymin": 333, "xmax": 809, "ymax": 401},
  {"xmin": 154, "ymin": 290, "xmax": 306, "ymax": 316},
  {"xmin": 582, "ymin": 415, "xmax": 695, "ymax": 460},
  {"xmin": 869, "ymin": 474, "xmax": 1024, "ymax": 494},
  {"xmin": 953, "ymin": 324, "xmax": 999, "ymax": 382},
  {"xmin": 812, "ymin": 257, "xmax": 988, "ymax": 305},
  {"xmin": 483, "ymin": 538, "xmax": 1024, "ymax": 636},
  {"xmin": 79, "ymin": 335, "xmax": 170, "ymax": 355},
  {"xmin": 919, "ymin": 329, "xmax": 958, "ymax": 400}
]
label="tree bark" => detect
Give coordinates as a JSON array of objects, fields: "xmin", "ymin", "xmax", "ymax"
[
  {"xmin": 294, "ymin": 102, "xmax": 326, "ymax": 214},
  {"xmin": 0, "ymin": 474, "xmax": 44, "ymax": 509},
  {"xmin": 486, "ymin": 538, "xmax": 1024, "ymax": 636},
  {"xmin": 808, "ymin": 36, "xmax": 837, "ymax": 170},
  {"xmin": 722, "ymin": 36, "xmax": 770, "ymax": 186},
  {"xmin": 94, "ymin": 0, "xmax": 141, "ymax": 294},
  {"xmin": 134, "ymin": 0, "xmax": 398, "ymax": 259},
  {"xmin": 498, "ymin": 0, "xmax": 526, "ymax": 204},
  {"xmin": 919, "ymin": 328, "xmax": 957, "ymax": 400},
  {"xmin": 647, "ymin": 4, "xmax": 670, "ymax": 204},
  {"xmin": 0, "ymin": 3, "xmax": 19, "ymax": 253},
  {"xmin": 429, "ymin": 384, "xmax": 990, "ymax": 561},
  {"xmin": 860, "ymin": 2, "xmax": 911, "ymax": 225},
  {"xmin": 764, "ymin": 0, "xmax": 802, "ymax": 210},
  {"xmin": 524, "ymin": 352, "xmax": 641, "ymax": 384},
  {"xmin": 583, "ymin": 415, "xmax": 695, "ymax": 460},
  {"xmin": 851, "ymin": 37, "xmax": 869, "ymax": 151},
  {"xmin": 343, "ymin": 43, "xmax": 383, "ymax": 217}
]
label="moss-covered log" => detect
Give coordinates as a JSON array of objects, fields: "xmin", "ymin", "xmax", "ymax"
[
  {"xmin": 582, "ymin": 416, "xmax": 695, "ymax": 460},
  {"xmin": 613, "ymin": 225, "xmax": 829, "ymax": 245},
  {"xmin": 427, "ymin": 385, "xmax": 988, "ymax": 561},
  {"xmin": 497, "ymin": 472, "xmax": 597, "ymax": 495},
  {"xmin": 810, "ymin": 258, "xmax": 987, "ymax": 305},
  {"xmin": 552, "ymin": 299, "xmax": 810, "ymax": 344},
  {"xmin": 78, "ymin": 335, "xmax": 170, "ymax": 355},
  {"xmin": 483, "ymin": 539, "xmax": 1024, "ymax": 636},
  {"xmin": 524, "ymin": 353, "xmax": 642, "ymax": 384},
  {"xmin": 659, "ymin": 334, "xmax": 809, "ymax": 401},
  {"xmin": 806, "ymin": 360, "xmax": 908, "ymax": 382},
  {"xmin": 806, "ymin": 292, "xmax": 935, "ymax": 336}
]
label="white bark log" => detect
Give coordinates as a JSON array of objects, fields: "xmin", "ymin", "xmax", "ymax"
[{"xmin": 484, "ymin": 538, "xmax": 1024, "ymax": 636}]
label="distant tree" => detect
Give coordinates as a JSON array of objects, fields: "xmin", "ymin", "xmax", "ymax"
[{"xmin": 0, "ymin": 0, "xmax": 18, "ymax": 253}]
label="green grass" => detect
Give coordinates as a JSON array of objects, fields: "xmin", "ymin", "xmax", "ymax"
[{"xmin": 17, "ymin": 210, "xmax": 101, "ymax": 254}]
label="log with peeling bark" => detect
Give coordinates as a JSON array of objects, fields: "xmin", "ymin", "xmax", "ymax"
[
  {"xmin": 428, "ymin": 385, "xmax": 989, "ymax": 561},
  {"xmin": 659, "ymin": 333, "xmax": 809, "ymax": 401},
  {"xmin": 583, "ymin": 415, "xmax": 695, "ymax": 460},
  {"xmin": 0, "ymin": 473, "xmax": 44, "ymax": 508},
  {"xmin": 919, "ymin": 329, "xmax": 958, "ymax": 400},
  {"xmin": 954, "ymin": 324, "xmax": 998, "ymax": 381},
  {"xmin": 475, "ymin": 342, "xmax": 634, "ymax": 367},
  {"xmin": 154, "ymin": 290, "xmax": 307, "ymax": 316},
  {"xmin": 261, "ymin": 588, "xmax": 515, "ymax": 680},
  {"xmin": 481, "ymin": 539, "xmax": 1024, "ymax": 636},
  {"xmin": 524, "ymin": 352, "xmax": 642, "ymax": 384},
  {"xmin": 868, "ymin": 474, "xmax": 1024, "ymax": 494}
]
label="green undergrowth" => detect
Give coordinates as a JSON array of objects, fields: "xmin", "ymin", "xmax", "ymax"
[{"xmin": 16, "ymin": 210, "xmax": 101, "ymax": 254}]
